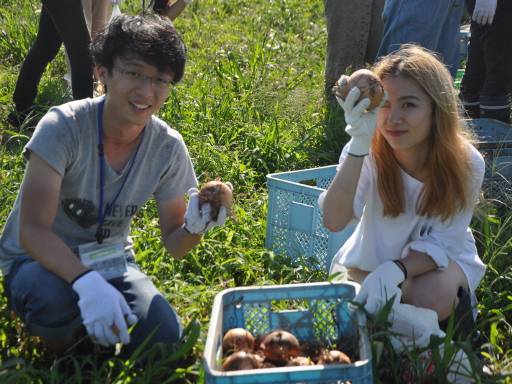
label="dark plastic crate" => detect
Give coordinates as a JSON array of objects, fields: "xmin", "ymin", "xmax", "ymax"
[{"xmin": 469, "ymin": 118, "xmax": 512, "ymax": 201}]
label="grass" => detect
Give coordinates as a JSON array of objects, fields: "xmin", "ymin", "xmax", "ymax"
[{"xmin": 0, "ymin": 0, "xmax": 511, "ymax": 382}]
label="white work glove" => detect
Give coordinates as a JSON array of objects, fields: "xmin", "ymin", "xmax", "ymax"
[
  {"xmin": 389, "ymin": 304, "xmax": 444, "ymax": 352},
  {"xmin": 355, "ymin": 261, "xmax": 406, "ymax": 314},
  {"xmin": 183, "ymin": 188, "xmax": 227, "ymax": 234},
  {"xmin": 72, "ymin": 270, "xmax": 138, "ymax": 347},
  {"xmin": 335, "ymin": 75, "xmax": 383, "ymax": 156},
  {"xmin": 472, "ymin": 0, "xmax": 497, "ymax": 25}
]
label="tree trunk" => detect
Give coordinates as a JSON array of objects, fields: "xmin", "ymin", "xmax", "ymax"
[{"xmin": 324, "ymin": 0, "xmax": 385, "ymax": 97}]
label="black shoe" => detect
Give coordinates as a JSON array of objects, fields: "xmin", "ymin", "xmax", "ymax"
[
  {"xmin": 7, "ymin": 108, "xmax": 32, "ymax": 130},
  {"xmin": 439, "ymin": 287, "xmax": 475, "ymax": 340},
  {"xmin": 152, "ymin": 0, "xmax": 169, "ymax": 14}
]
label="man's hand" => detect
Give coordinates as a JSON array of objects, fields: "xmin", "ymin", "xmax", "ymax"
[
  {"xmin": 72, "ymin": 270, "xmax": 138, "ymax": 347},
  {"xmin": 355, "ymin": 261, "xmax": 406, "ymax": 314},
  {"xmin": 183, "ymin": 188, "xmax": 227, "ymax": 234},
  {"xmin": 472, "ymin": 0, "xmax": 497, "ymax": 25},
  {"xmin": 335, "ymin": 75, "xmax": 384, "ymax": 156}
]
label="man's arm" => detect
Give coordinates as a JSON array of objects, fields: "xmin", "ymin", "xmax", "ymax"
[
  {"xmin": 157, "ymin": 195, "xmax": 202, "ymax": 259},
  {"xmin": 19, "ymin": 153, "xmax": 90, "ymax": 283}
]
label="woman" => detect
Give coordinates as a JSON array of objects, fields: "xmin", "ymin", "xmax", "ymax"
[{"xmin": 322, "ymin": 45, "xmax": 485, "ymax": 334}]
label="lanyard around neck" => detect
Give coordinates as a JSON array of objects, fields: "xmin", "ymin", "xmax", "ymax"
[{"xmin": 95, "ymin": 99, "xmax": 145, "ymax": 243}]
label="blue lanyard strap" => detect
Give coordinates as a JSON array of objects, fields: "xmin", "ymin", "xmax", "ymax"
[{"xmin": 95, "ymin": 99, "xmax": 145, "ymax": 243}]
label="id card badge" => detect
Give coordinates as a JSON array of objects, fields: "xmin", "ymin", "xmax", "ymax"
[{"xmin": 78, "ymin": 237, "xmax": 128, "ymax": 280}]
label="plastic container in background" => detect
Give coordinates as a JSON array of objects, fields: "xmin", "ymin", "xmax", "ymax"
[
  {"xmin": 265, "ymin": 165, "xmax": 355, "ymax": 272},
  {"xmin": 203, "ymin": 281, "xmax": 372, "ymax": 384},
  {"xmin": 468, "ymin": 118, "xmax": 512, "ymax": 202}
]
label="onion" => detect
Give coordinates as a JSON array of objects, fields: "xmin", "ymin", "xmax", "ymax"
[
  {"xmin": 287, "ymin": 356, "xmax": 314, "ymax": 366},
  {"xmin": 260, "ymin": 361, "xmax": 277, "ymax": 368},
  {"xmin": 198, "ymin": 180, "xmax": 234, "ymax": 220},
  {"xmin": 222, "ymin": 351, "xmax": 262, "ymax": 371},
  {"xmin": 259, "ymin": 330, "xmax": 301, "ymax": 362},
  {"xmin": 332, "ymin": 69, "xmax": 384, "ymax": 110},
  {"xmin": 222, "ymin": 328, "xmax": 255, "ymax": 355},
  {"xmin": 317, "ymin": 349, "xmax": 352, "ymax": 365}
]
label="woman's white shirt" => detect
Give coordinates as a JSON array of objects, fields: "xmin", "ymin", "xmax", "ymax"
[{"xmin": 329, "ymin": 143, "xmax": 486, "ymax": 294}]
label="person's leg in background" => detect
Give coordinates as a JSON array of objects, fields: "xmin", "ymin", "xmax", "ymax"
[
  {"xmin": 90, "ymin": 0, "xmax": 112, "ymax": 38},
  {"xmin": 64, "ymin": 0, "xmax": 110, "ymax": 94},
  {"xmin": 376, "ymin": 0, "xmax": 462, "ymax": 78},
  {"xmin": 43, "ymin": 0, "xmax": 93, "ymax": 100},
  {"xmin": 435, "ymin": 0, "xmax": 465, "ymax": 78},
  {"xmin": 377, "ymin": 0, "xmax": 447, "ymax": 55},
  {"xmin": 460, "ymin": 0, "xmax": 485, "ymax": 118},
  {"xmin": 477, "ymin": 0, "xmax": 512, "ymax": 123},
  {"xmin": 9, "ymin": 5, "xmax": 62, "ymax": 127}
]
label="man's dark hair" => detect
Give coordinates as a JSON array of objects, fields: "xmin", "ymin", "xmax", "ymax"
[{"xmin": 91, "ymin": 13, "xmax": 186, "ymax": 84}]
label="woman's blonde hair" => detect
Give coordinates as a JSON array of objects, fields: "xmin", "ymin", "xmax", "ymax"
[{"xmin": 370, "ymin": 44, "xmax": 473, "ymax": 220}]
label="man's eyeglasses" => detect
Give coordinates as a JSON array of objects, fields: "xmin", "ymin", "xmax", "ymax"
[{"xmin": 114, "ymin": 66, "xmax": 173, "ymax": 91}]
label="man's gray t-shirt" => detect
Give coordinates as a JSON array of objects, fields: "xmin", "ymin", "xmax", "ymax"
[{"xmin": 0, "ymin": 97, "xmax": 197, "ymax": 275}]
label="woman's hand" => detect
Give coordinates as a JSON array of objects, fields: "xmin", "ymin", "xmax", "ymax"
[
  {"xmin": 355, "ymin": 260, "xmax": 406, "ymax": 314},
  {"xmin": 335, "ymin": 75, "xmax": 384, "ymax": 156}
]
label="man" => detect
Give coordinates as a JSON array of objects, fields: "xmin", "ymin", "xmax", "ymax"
[{"xmin": 0, "ymin": 13, "xmax": 228, "ymax": 355}]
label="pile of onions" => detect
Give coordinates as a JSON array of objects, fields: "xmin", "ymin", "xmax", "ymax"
[{"xmin": 221, "ymin": 327, "xmax": 352, "ymax": 371}]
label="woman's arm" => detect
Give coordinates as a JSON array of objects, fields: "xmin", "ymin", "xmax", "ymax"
[
  {"xmin": 323, "ymin": 154, "xmax": 364, "ymax": 231},
  {"xmin": 401, "ymin": 249, "xmax": 437, "ymax": 277},
  {"xmin": 322, "ymin": 80, "xmax": 382, "ymax": 232}
]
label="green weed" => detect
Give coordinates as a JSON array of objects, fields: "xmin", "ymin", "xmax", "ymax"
[{"xmin": 0, "ymin": 0, "xmax": 510, "ymax": 382}]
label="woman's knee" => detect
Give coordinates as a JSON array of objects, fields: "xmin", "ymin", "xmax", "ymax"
[{"xmin": 401, "ymin": 260, "xmax": 468, "ymax": 320}]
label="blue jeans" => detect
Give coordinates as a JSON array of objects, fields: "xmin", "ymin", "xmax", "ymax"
[
  {"xmin": 377, "ymin": 0, "xmax": 465, "ymax": 78},
  {"xmin": 4, "ymin": 256, "xmax": 183, "ymax": 356}
]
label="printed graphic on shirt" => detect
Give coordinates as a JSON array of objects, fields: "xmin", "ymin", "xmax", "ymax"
[
  {"xmin": 420, "ymin": 225, "xmax": 433, "ymax": 237},
  {"xmin": 62, "ymin": 199, "xmax": 139, "ymax": 238},
  {"xmin": 62, "ymin": 198, "xmax": 98, "ymax": 228}
]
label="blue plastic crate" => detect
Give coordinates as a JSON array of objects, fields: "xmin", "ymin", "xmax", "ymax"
[
  {"xmin": 203, "ymin": 282, "xmax": 373, "ymax": 384},
  {"xmin": 265, "ymin": 165, "xmax": 355, "ymax": 272}
]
